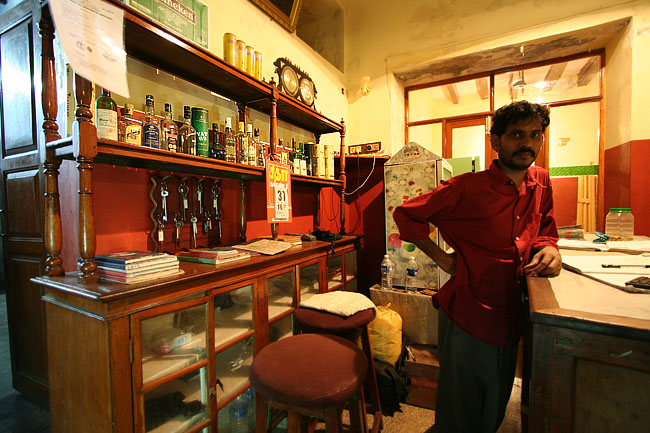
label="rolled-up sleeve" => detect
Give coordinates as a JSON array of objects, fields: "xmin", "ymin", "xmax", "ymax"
[{"xmin": 393, "ymin": 180, "xmax": 459, "ymax": 242}]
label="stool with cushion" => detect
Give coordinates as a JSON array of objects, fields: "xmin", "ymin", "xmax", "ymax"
[
  {"xmin": 250, "ymin": 333, "xmax": 368, "ymax": 433},
  {"xmin": 296, "ymin": 292, "xmax": 383, "ymax": 433}
]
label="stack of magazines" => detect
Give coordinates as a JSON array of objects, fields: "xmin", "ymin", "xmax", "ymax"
[
  {"xmin": 95, "ymin": 251, "xmax": 182, "ymax": 284},
  {"xmin": 176, "ymin": 248, "xmax": 251, "ymax": 265}
]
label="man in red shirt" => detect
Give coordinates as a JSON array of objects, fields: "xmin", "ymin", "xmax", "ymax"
[{"xmin": 393, "ymin": 100, "xmax": 561, "ymax": 432}]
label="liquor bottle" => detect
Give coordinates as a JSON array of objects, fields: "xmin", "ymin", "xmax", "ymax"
[
  {"xmin": 160, "ymin": 103, "xmax": 178, "ymax": 152},
  {"xmin": 254, "ymin": 128, "xmax": 264, "ymax": 167},
  {"xmin": 291, "ymin": 139, "xmax": 298, "ymax": 174},
  {"xmin": 118, "ymin": 103, "xmax": 142, "ymax": 145},
  {"xmin": 299, "ymin": 142, "xmax": 307, "ymax": 175},
  {"xmin": 246, "ymin": 124, "xmax": 256, "ymax": 166},
  {"xmin": 304, "ymin": 142, "xmax": 313, "ymax": 176},
  {"xmin": 95, "ymin": 88, "xmax": 117, "ymax": 141},
  {"xmin": 210, "ymin": 122, "xmax": 226, "ymax": 160},
  {"xmin": 237, "ymin": 121, "xmax": 247, "ymax": 164},
  {"xmin": 178, "ymin": 105, "xmax": 197, "ymax": 155},
  {"xmin": 224, "ymin": 117, "xmax": 236, "ymax": 162},
  {"xmin": 192, "ymin": 107, "xmax": 209, "ymax": 157},
  {"xmin": 142, "ymin": 94, "xmax": 161, "ymax": 148}
]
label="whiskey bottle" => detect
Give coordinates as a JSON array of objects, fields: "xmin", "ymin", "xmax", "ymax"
[
  {"xmin": 178, "ymin": 105, "xmax": 197, "ymax": 155},
  {"xmin": 237, "ymin": 121, "xmax": 248, "ymax": 164},
  {"xmin": 96, "ymin": 88, "xmax": 117, "ymax": 141},
  {"xmin": 210, "ymin": 122, "xmax": 226, "ymax": 160},
  {"xmin": 299, "ymin": 142, "xmax": 307, "ymax": 175},
  {"xmin": 291, "ymin": 139, "xmax": 299, "ymax": 174},
  {"xmin": 224, "ymin": 117, "xmax": 236, "ymax": 162},
  {"xmin": 142, "ymin": 94, "xmax": 161, "ymax": 148},
  {"xmin": 118, "ymin": 103, "xmax": 142, "ymax": 145},
  {"xmin": 160, "ymin": 103, "xmax": 178, "ymax": 152},
  {"xmin": 246, "ymin": 124, "xmax": 256, "ymax": 166},
  {"xmin": 254, "ymin": 128, "xmax": 264, "ymax": 167}
]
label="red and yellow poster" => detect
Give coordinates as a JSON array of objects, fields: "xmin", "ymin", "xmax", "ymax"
[{"xmin": 266, "ymin": 160, "xmax": 292, "ymax": 223}]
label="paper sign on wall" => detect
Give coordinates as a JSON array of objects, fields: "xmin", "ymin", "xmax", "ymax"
[
  {"xmin": 266, "ymin": 160, "xmax": 292, "ymax": 223},
  {"xmin": 49, "ymin": 0, "xmax": 130, "ymax": 98}
]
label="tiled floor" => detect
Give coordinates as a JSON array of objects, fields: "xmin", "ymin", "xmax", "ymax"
[{"xmin": 0, "ymin": 290, "xmax": 51, "ymax": 433}]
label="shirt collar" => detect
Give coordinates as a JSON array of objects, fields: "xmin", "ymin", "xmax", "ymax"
[{"xmin": 488, "ymin": 159, "xmax": 544, "ymax": 188}]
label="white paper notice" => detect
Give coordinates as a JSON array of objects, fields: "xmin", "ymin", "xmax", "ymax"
[{"xmin": 49, "ymin": 0, "xmax": 130, "ymax": 98}]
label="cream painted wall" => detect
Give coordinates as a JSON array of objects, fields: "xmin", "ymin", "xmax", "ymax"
[{"xmin": 343, "ymin": 0, "xmax": 650, "ymax": 155}]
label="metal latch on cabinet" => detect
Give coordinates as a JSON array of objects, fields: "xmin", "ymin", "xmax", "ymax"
[{"xmin": 210, "ymin": 379, "xmax": 225, "ymax": 396}]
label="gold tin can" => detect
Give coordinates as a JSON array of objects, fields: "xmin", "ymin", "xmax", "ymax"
[
  {"xmin": 235, "ymin": 40, "xmax": 246, "ymax": 70},
  {"xmin": 245, "ymin": 46, "xmax": 255, "ymax": 75},
  {"xmin": 223, "ymin": 33, "xmax": 236, "ymax": 65},
  {"xmin": 254, "ymin": 51, "xmax": 262, "ymax": 80}
]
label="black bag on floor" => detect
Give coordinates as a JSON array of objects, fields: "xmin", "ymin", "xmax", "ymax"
[{"xmin": 369, "ymin": 342, "xmax": 409, "ymax": 416}]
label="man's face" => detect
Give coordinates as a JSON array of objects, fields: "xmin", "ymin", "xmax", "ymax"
[{"xmin": 490, "ymin": 117, "xmax": 544, "ymax": 171}]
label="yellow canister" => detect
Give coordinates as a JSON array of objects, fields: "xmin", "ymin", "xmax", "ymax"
[
  {"xmin": 245, "ymin": 46, "xmax": 255, "ymax": 75},
  {"xmin": 223, "ymin": 33, "xmax": 236, "ymax": 65},
  {"xmin": 235, "ymin": 40, "xmax": 246, "ymax": 70},
  {"xmin": 254, "ymin": 51, "xmax": 263, "ymax": 80}
]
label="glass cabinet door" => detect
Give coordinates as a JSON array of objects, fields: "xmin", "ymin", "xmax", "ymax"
[
  {"xmin": 143, "ymin": 367, "xmax": 210, "ymax": 432},
  {"xmin": 299, "ymin": 261, "xmax": 320, "ymax": 302},
  {"xmin": 327, "ymin": 254, "xmax": 343, "ymax": 291},
  {"xmin": 214, "ymin": 284, "xmax": 254, "ymax": 348},
  {"xmin": 215, "ymin": 336, "xmax": 255, "ymax": 406},
  {"xmin": 267, "ymin": 268, "xmax": 295, "ymax": 321},
  {"xmin": 345, "ymin": 249, "xmax": 357, "ymax": 282},
  {"xmin": 269, "ymin": 314, "xmax": 294, "ymax": 343},
  {"xmin": 140, "ymin": 304, "xmax": 208, "ymax": 385}
]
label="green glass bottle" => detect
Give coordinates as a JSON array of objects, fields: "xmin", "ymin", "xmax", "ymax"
[{"xmin": 95, "ymin": 88, "xmax": 117, "ymax": 141}]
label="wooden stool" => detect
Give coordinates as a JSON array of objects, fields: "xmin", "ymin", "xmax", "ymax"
[
  {"xmin": 250, "ymin": 333, "xmax": 368, "ymax": 433},
  {"xmin": 295, "ymin": 307, "xmax": 383, "ymax": 433}
]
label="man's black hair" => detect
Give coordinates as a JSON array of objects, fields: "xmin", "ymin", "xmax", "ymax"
[{"xmin": 490, "ymin": 100, "xmax": 550, "ymax": 136}]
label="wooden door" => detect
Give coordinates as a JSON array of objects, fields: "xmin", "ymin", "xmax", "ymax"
[
  {"xmin": 0, "ymin": 12, "xmax": 49, "ymax": 402},
  {"xmin": 444, "ymin": 117, "xmax": 491, "ymax": 171}
]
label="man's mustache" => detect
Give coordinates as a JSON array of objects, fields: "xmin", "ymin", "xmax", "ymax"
[{"xmin": 514, "ymin": 149, "xmax": 535, "ymax": 157}]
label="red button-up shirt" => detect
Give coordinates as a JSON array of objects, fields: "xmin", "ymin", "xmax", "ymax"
[{"xmin": 393, "ymin": 161, "xmax": 559, "ymax": 346}]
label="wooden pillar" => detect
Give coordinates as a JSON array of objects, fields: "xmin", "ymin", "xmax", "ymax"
[
  {"xmin": 239, "ymin": 179, "xmax": 247, "ymax": 242},
  {"xmin": 270, "ymin": 85, "xmax": 279, "ymax": 238},
  {"xmin": 314, "ymin": 134, "xmax": 322, "ymax": 231},
  {"xmin": 39, "ymin": 8, "xmax": 64, "ymax": 276},
  {"xmin": 339, "ymin": 120, "xmax": 346, "ymax": 235},
  {"xmin": 73, "ymin": 74, "xmax": 99, "ymax": 283}
]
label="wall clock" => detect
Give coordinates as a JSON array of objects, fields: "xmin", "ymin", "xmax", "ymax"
[{"xmin": 274, "ymin": 57, "xmax": 317, "ymax": 108}]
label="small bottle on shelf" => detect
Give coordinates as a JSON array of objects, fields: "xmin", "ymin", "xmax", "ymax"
[
  {"xmin": 291, "ymin": 139, "xmax": 299, "ymax": 174},
  {"xmin": 299, "ymin": 142, "xmax": 307, "ymax": 175},
  {"xmin": 254, "ymin": 128, "xmax": 265, "ymax": 167},
  {"xmin": 380, "ymin": 254, "xmax": 393, "ymax": 290},
  {"xmin": 95, "ymin": 88, "xmax": 117, "ymax": 141},
  {"xmin": 178, "ymin": 105, "xmax": 197, "ymax": 155},
  {"xmin": 118, "ymin": 103, "xmax": 142, "ymax": 145},
  {"xmin": 405, "ymin": 256, "xmax": 419, "ymax": 293},
  {"xmin": 142, "ymin": 94, "xmax": 161, "ymax": 148},
  {"xmin": 237, "ymin": 121, "xmax": 248, "ymax": 164},
  {"xmin": 210, "ymin": 122, "xmax": 226, "ymax": 160},
  {"xmin": 192, "ymin": 107, "xmax": 209, "ymax": 157},
  {"xmin": 224, "ymin": 117, "xmax": 236, "ymax": 162},
  {"xmin": 160, "ymin": 103, "xmax": 178, "ymax": 152},
  {"xmin": 246, "ymin": 123, "xmax": 256, "ymax": 166}
]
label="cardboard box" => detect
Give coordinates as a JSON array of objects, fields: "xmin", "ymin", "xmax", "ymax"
[
  {"xmin": 405, "ymin": 344, "xmax": 439, "ymax": 410},
  {"xmin": 128, "ymin": 0, "xmax": 208, "ymax": 48}
]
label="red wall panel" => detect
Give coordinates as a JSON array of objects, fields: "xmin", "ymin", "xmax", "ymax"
[{"xmin": 550, "ymin": 177, "xmax": 578, "ymax": 227}]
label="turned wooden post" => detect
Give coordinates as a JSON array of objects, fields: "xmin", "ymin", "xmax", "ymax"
[
  {"xmin": 339, "ymin": 120, "xmax": 346, "ymax": 235},
  {"xmin": 270, "ymin": 86, "xmax": 279, "ymax": 238},
  {"xmin": 239, "ymin": 179, "xmax": 247, "ymax": 242},
  {"xmin": 73, "ymin": 74, "xmax": 99, "ymax": 283},
  {"xmin": 39, "ymin": 8, "xmax": 64, "ymax": 276}
]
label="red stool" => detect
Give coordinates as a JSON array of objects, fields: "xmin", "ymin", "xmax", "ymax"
[
  {"xmin": 295, "ymin": 307, "xmax": 383, "ymax": 433},
  {"xmin": 250, "ymin": 333, "xmax": 368, "ymax": 433}
]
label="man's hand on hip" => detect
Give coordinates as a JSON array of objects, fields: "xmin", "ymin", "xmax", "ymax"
[{"xmin": 524, "ymin": 246, "xmax": 561, "ymax": 277}]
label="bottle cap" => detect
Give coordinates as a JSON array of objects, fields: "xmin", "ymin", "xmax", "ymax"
[{"xmin": 384, "ymin": 254, "xmax": 389, "ymax": 258}]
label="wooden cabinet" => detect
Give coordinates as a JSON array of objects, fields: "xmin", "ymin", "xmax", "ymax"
[
  {"xmin": 34, "ymin": 237, "xmax": 360, "ymax": 432},
  {"xmin": 527, "ymin": 270, "xmax": 650, "ymax": 433}
]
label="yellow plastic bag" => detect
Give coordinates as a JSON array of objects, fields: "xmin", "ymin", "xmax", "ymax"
[{"xmin": 367, "ymin": 303, "xmax": 403, "ymax": 366}]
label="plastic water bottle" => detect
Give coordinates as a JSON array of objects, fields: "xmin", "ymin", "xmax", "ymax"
[
  {"xmin": 405, "ymin": 256, "xmax": 419, "ymax": 293},
  {"xmin": 229, "ymin": 393, "xmax": 248, "ymax": 433},
  {"xmin": 244, "ymin": 388, "xmax": 255, "ymax": 432},
  {"xmin": 380, "ymin": 254, "xmax": 393, "ymax": 290}
]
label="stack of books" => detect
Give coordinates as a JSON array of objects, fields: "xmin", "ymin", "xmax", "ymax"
[
  {"xmin": 95, "ymin": 251, "xmax": 182, "ymax": 284},
  {"xmin": 176, "ymin": 248, "xmax": 251, "ymax": 265}
]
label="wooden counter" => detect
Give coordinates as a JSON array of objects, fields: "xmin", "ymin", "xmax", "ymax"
[{"xmin": 527, "ymin": 267, "xmax": 650, "ymax": 433}]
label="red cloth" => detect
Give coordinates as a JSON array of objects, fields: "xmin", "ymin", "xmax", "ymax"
[{"xmin": 393, "ymin": 160, "xmax": 558, "ymax": 346}]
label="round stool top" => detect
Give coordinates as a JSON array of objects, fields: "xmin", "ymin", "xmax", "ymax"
[
  {"xmin": 295, "ymin": 307, "xmax": 375, "ymax": 334},
  {"xmin": 250, "ymin": 333, "xmax": 367, "ymax": 409}
]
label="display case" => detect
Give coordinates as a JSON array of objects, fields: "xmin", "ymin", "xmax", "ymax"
[{"xmin": 298, "ymin": 259, "xmax": 321, "ymax": 303}]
